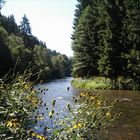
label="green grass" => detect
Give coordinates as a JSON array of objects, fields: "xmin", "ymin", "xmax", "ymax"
[
  {"xmin": 72, "ymin": 76, "xmax": 140, "ymax": 91},
  {"xmin": 72, "ymin": 77, "xmax": 111, "ymax": 90}
]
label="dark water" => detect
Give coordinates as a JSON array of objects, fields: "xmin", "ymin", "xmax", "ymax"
[{"xmin": 34, "ymin": 77, "xmax": 140, "ymax": 140}]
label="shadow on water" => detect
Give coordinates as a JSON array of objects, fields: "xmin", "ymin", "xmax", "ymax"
[{"xmin": 34, "ymin": 78, "xmax": 140, "ymax": 140}]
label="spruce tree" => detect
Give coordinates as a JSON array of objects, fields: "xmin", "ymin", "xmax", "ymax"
[
  {"xmin": 20, "ymin": 14, "xmax": 31, "ymax": 35},
  {"xmin": 121, "ymin": 0, "xmax": 140, "ymax": 86},
  {"xmin": 72, "ymin": 4, "xmax": 99, "ymax": 77}
]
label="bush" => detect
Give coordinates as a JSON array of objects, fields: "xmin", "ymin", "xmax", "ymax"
[{"xmin": 0, "ymin": 71, "xmax": 46, "ymax": 139}]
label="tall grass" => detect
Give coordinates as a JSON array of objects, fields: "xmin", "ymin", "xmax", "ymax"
[
  {"xmin": 72, "ymin": 77, "xmax": 111, "ymax": 90},
  {"xmin": 72, "ymin": 77, "xmax": 140, "ymax": 90}
]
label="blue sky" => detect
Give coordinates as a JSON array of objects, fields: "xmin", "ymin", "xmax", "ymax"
[{"xmin": 2, "ymin": 0, "xmax": 77, "ymax": 57}]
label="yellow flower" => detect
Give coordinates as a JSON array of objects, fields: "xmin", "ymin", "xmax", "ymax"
[
  {"xmin": 36, "ymin": 115, "xmax": 44, "ymax": 120},
  {"xmin": 31, "ymin": 132, "xmax": 36, "ymax": 137},
  {"xmin": 106, "ymin": 111, "xmax": 111, "ymax": 118},
  {"xmin": 28, "ymin": 130, "xmax": 47, "ymax": 140},
  {"xmin": 49, "ymin": 110, "xmax": 54, "ymax": 118},
  {"xmin": 97, "ymin": 100, "xmax": 101, "ymax": 106},
  {"xmin": 36, "ymin": 134, "xmax": 47, "ymax": 140},
  {"xmin": 24, "ymin": 84, "xmax": 29, "ymax": 90},
  {"xmin": 31, "ymin": 90, "xmax": 36, "ymax": 94},
  {"xmin": 90, "ymin": 96, "xmax": 96, "ymax": 100},
  {"xmin": 6, "ymin": 118, "xmax": 20, "ymax": 129},
  {"xmin": 73, "ymin": 123, "xmax": 82, "ymax": 129},
  {"xmin": 80, "ymin": 93, "xmax": 86, "ymax": 97},
  {"xmin": 6, "ymin": 121, "xmax": 12, "ymax": 127}
]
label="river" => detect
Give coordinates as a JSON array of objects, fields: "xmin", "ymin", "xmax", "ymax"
[
  {"xmin": 33, "ymin": 77, "xmax": 140, "ymax": 140},
  {"xmin": 33, "ymin": 77, "xmax": 78, "ymax": 134}
]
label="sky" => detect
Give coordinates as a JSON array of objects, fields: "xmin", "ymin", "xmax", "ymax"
[{"xmin": 2, "ymin": 0, "xmax": 77, "ymax": 57}]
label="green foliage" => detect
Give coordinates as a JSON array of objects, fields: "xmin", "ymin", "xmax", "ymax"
[
  {"xmin": 0, "ymin": 71, "xmax": 39, "ymax": 139},
  {"xmin": 72, "ymin": 77, "xmax": 140, "ymax": 91},
  {"xmin": 8, "ymin": 34, "xmax": 32, "ymax": 73},
  {"xmin": 0, "ymin": 9, "xmax": 71, "ymax": 81},
  {"xmin": 72, "ymin": 0, "xmax": 140, "ymax": 90},
  {"xmin": 72, "ymin": 5, "xmax": 99, "ymax": 77},
  {"xmin": 33, "ymin": 45, "xmax": 52, "ymax": 80},
  {"xmin": 50, "ymin": 92, "xmax": 119, "ymax": 140},
  {"xmin": 72, "ymin": 77, "xmax": 111, "ymax": 90},
  {"xmin": 0, "ymin": 27, "xmax": 13, "ymax": 77}
]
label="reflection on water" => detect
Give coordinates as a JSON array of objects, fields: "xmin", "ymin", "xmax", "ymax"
[{"xmin": 33, "ymin": 78, "xmax": 140, "ymax": 140}]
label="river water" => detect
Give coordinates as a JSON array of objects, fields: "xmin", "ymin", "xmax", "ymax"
[
  {"xmin": 33, "ymin": 77, "xmax": 77, "ymax": 134},
  {"xmin": 33, "ymin": 77, "xmax": 140, "ymax": 140}
]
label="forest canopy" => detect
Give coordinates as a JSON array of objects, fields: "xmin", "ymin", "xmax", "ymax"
[
  {"xmin": 72, "ymin": 0, "xmax": 140, "ymax": 90},
  {"xmin": 0, "ymin": 2, "xmax": 71, "ymax": 81}
]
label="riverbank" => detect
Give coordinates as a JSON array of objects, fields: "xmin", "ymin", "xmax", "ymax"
[
  {"xmin": 72, "ymin": 77, "xmax": 140, "ymax": 91},
  {"xmin": 72, "ymin": 78, "xmax": 140, "ymax": 140}
]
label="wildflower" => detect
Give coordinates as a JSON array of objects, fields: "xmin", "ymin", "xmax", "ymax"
[
  {"xmin": 31, "ymin": 132, "xmax": 36, "ymax": 137},
  {"xmin": 6, "ymin": 118, "xmax": 20, "ymax": 129},
  {"xmin": 36, "ymin": 115, "xmax": 44, "ymax": 120},
  {"xmin": 36, "ymin": 134, "xmax": 47, "ymax": 140},
  {"xmin": 28, "ymin": 129, "xmax": 47, "ymax": 140},
  {"xmin": 24, "ymin": 84, "xmax": 29, "ymax": 89},
  {"xmin": 31, "ymin": 90, "xmax": 36, "ymax": 94},
  {"xmin": 73, "ymin": 123, "xmax": 82, "ymax": 129},
  {"xmin": 106, "ymin": 111, "xmax": 111, "ymax": 118},
  {"xmin": 97, "ymin": 100, "xmax": 101, "ymax": 106},
  {"xmin": 80, "ymin": 93, "xmax": 85, "ymax": 97},
  {"xmin": 90, "ymin": 96, "xmax": 96, "ymax": 100},
  {"xmin": 49, "ymin": 110, "xmax": 54, "ymax": 118}
]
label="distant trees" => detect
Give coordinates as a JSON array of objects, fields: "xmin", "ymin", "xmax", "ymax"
[
  {"xmin": 72, "ymin": 0, "xmax": 140, "ymax": 89},
  {"xmin": 0, "ymin": 8, "xmax": 71, "ymax": 80}
]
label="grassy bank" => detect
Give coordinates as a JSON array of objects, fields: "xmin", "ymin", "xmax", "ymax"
[
  {"xmin": 71, "ymin": 77, "xmax": 111, "ymax": 90},
  {"xmin": 72, "ymin": 77, "xmax": 140, "ymax": 90}
]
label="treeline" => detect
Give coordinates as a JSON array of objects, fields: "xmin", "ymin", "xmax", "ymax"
[
  {"xmin": 72, "ymin": 0, "xmax": 140, "ymax": 90},
  {"xmin": 0, "ymin": 2, "xmax": 71, "ymax": 81}
]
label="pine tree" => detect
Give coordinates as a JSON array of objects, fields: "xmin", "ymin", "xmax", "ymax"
[
  {"xmin": 72, "ymin": 0, "xmax": 93, "ymax": 40},
  {"xmin": 121, "ymin": 0, "xmax": 140, "ymax": 85},
  {"xmin": 94, "ymin": 0, "xmax": 112, "ymax": 77},
  {"xmin": 20, "ymin": 14, "xmax": 31, "ymax": 35},
  {"xmin": 72, "ymin": 4, "xmax": 99, "ymax": 77},
  {"xmin": 7, "ymin": 15, "xmax": 19, "ymax": 34}
]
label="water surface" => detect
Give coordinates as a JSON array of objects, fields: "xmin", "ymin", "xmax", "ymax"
[
  {"xmin": 33, "ymin": 78, "xmax": 140, "ymax": 140},
  {"xmin": 33, "ymin": 77, "xmax": 77, "ymax": 134}
]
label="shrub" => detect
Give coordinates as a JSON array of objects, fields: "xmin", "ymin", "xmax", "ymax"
[
  {"xmin": 50, "ymin": 92, "xmax": 119, "ymax": 140},
  {"xmin": 0, "ymin": 71, "xmax": 44, "ymax": 139}
]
